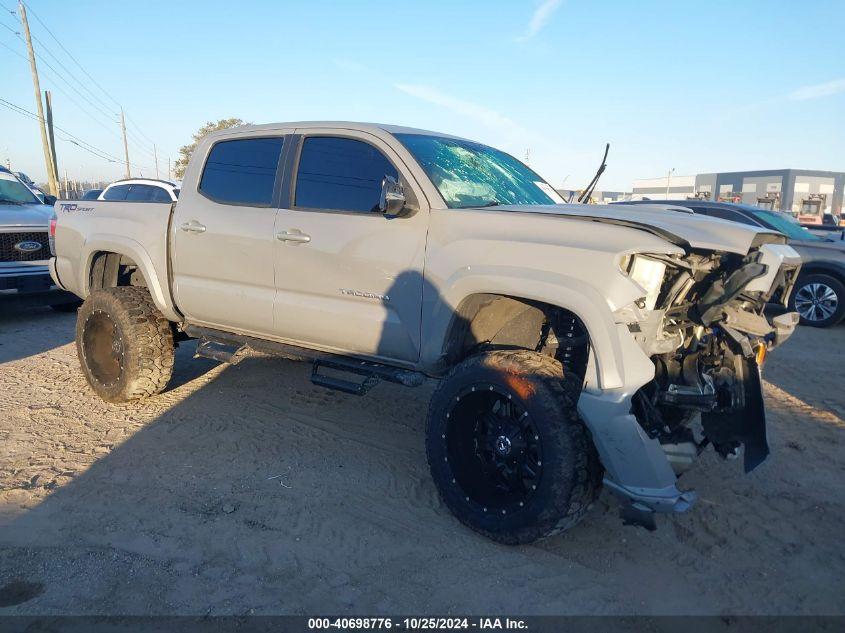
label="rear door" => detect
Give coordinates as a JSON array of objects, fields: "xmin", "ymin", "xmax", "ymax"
[
  {"xmin": 271, "ymin": 129, "xmax": 428, "ymax": 363},
  {"xmin": 171, "ymin": 132, "xmax": 289, "ymax": 335}
]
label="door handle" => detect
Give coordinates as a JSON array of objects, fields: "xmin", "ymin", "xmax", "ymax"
[
  {"xmin": 180, "ymin": 221, "xmax": 206, "ymax": 233},
  {"xmin": 276, "ymin": 230, "xmax": 311, "ymax": 244}
]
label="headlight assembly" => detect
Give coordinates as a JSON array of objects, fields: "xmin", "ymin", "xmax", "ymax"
[{"xmin": 622, "ymin": 254, "xmax": 667, "ymax": 311}]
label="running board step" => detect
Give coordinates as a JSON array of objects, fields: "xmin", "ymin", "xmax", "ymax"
[
  {"xmin": 195, "ymin": 338, "xmax": 247, "ymax": 365},
  {"xmin": 311, "ymin": 358, "xmax": 425, "ymax": 396}
]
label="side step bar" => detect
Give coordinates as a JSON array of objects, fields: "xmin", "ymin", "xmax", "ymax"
[
  {"xmin": 311, "ymin": 358, "xmax": 424, "ymax": 396},
  {"xmin": 184, "ymin": 324, "xmax": 426, "ymax": 396},
  {"xmin": 195, "ymin": 338, "xmax": 246, "ymax": 364}
]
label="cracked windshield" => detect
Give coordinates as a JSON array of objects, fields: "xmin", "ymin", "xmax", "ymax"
[{"xmin": 395, "ymin": 133, "xmax": 564, "ymax": 208}]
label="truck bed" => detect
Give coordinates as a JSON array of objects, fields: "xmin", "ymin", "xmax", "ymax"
[{"xmin": 52, "ymin": 200, "xmax": 178, "ymax": 319}]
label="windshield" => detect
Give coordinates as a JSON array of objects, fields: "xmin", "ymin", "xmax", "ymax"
[
  {"xmin": 394, "ymin": 133, "xmax": 562, "ymax": 208},
  {"xmin": 747, "ymin": 208, "xmax": 822, "ymax": 241},
  {"xmin": 0, "ymin": 172, "xmax": 40, "ymax": 205}
]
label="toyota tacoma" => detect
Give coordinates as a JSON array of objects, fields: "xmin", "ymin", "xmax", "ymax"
[{"xmin": 51, "ymin": 122, "xmax": 801, "ymax": 543}]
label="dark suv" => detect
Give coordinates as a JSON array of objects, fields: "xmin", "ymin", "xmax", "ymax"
[{"xmin": 616, "ymin": 200, "xmax": 845, "ymax": 328}]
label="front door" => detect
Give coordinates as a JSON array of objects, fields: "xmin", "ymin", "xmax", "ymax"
[
  {"xmin": 272, "ymin": 130, "xmax": 428, "ymax": 364},
  {"xmin": 171, "ymin": 133, "xmax": 287, "ymax": 335}
]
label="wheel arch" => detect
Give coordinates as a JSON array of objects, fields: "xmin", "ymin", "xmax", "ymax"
[
  {"xmin": 421, "ymin": 268, "xmax": 656, "ymax": 393},
  {"xmin": 81, "ymin": 237, "xmax": 178, "ymax": 321},
  {"xmin": 438, "ymin": 293, "xmax": 591, "ymax": 376},
  {"xmin": 795, "ymin": 263, "xmax": 845, "ymax": 285}
]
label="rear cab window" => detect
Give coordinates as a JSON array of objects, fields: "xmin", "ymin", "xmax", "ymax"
[{"xmin": 199, "ymin": 137, "xmax": 284, "ymax": 206}]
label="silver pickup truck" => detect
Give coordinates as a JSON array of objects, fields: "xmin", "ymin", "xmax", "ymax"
[{"xmin": 52, "ymin": 122, "xmax": 802, "ymax": 543}]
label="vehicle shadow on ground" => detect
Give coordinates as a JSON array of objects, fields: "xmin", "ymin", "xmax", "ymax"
[
  {"xmin": 0, "ymin": 273, "xmax": 617, "ymax": 615},
  {"xmin": 2, "ymin": 275, "xmax": 844, "ymax": 615}
]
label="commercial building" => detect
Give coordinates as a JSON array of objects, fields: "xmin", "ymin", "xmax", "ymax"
[
  {"xmin": 555, "ymin": 189, "xmax": 631, "ymax": 204},
  {"xmin": 632, "ymin": 169, "xmax": 845, "ymax": 224}
]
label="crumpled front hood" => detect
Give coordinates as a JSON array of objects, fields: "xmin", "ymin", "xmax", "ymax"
[
  {"xmin": 489, "ymin": 203, "xmax": 782, "ymax": 255},
  {"xmin": 0, "ymin": 202, "xmax": 52, "ymax": 227}
]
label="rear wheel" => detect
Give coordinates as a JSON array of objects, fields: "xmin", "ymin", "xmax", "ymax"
[
  {"xmin": 426, "ymin": 350, "xmax": 602, "ymax": 544},
  {"xmin": 76, "ymin": 287, "xmax": 174, "ymax": 402},
  {"xmin": 790, "ymin": 273, "xmax": 845, "ymax": 328}
]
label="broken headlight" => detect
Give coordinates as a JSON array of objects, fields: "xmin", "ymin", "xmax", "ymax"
[{"xmin": 621, "ymin": 254, "xmax": 667, "ymax": 311}]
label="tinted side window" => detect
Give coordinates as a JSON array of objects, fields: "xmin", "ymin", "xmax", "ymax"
[
  {"xmin": 199, "ymin": 137, "xmax": 284, "ymax": 206},
  {"xmin": 696, "ymin": 207, "xmax": 757, "ymax": 226},
  {"xmin": 295, "ymin": 137, "xmax": 398, "ymax": 212},
  {"xmin": 125, "ymin": 184, "xmax": 156, "ymax": 201},
  {"xmin": 103, "ymin": 184, "xmax": 130, "ymax": 201},
  {"xmin": 150, "ymin": 187, "xmax": 173, "ymax": 202}
]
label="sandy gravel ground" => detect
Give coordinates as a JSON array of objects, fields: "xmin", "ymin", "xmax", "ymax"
[{"xmin": 0, "ymin": 305, "xmax": 843, "ymax": 616}]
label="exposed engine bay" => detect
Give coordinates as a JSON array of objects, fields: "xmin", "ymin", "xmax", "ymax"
[{"xmin": 623, "ymin": 237, "xmax": 801, "ymax": 475}]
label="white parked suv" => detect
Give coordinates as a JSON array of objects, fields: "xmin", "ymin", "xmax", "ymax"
[
  {"xmin": 52, "ymin": 122, "xmax": 802, "ymax": 543},
  {"xmin": 98, "ymin": 178, "xmax": 179, "ymax": 203}
]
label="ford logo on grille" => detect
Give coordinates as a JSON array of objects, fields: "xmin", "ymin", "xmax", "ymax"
[{"xmin": 14, "ymin": 240, "xmax": 43, "ymax": 253}]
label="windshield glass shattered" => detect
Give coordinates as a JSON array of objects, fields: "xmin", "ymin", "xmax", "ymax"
[
  {"xmin": 0, "ymin": 172, "xmax": 40, "ymax": 204},
  {"xmin": 395, "ymin": 133, "xmax": 562, "ymax": 208}
]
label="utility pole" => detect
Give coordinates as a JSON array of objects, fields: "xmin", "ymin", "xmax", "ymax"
[
  {"xmin": 120, "ymin": 107, "xmax": 130, "ymax": 179},
  {"xmin": 154, "ymin": 144, "xmax": 159, "ymax": 179},
  {"xmin": 19, "ymin": 1, "xmax": 58, "ymax": 196},
  {"xmin": 44, "ymin": 90, "xmax": 59, "ymax": 185},
  {"xmin": 63, "ymin": 168, "xmax": 69, "ymax": 198},
  {"xmin": 167, "ymin": 157, "xmax": 171, "ymax": 180}
]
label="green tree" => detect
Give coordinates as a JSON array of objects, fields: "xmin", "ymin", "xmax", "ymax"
[{"xmin": 173, "ymin": 118, "xmax": 249, "ymax": 179}]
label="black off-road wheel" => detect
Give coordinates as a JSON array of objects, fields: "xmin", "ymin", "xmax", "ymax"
[
  {"xmin": 426, "ymin": 350, "xmax": 603, "ymax": 545},
  {"xmin": 76, "ymin": 287, "xmax": 174, "ymax": 402}
]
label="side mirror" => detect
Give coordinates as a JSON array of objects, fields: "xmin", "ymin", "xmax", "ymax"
[
  {"xmin": 379, "ymin": 175, "xmax": 406, "ymax": 218},
  {"xmin": 43, "ymin": 195, "xmax": 57, "ymax": 206}
]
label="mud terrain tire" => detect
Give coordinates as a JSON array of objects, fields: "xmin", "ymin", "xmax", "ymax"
[
  {"xmin": 426, "ymin": 350, "xmax": 602, "ymax": 544},
  {"xmin": 76, "ymin": 287, "xmax": 174, "ymax": 402}
]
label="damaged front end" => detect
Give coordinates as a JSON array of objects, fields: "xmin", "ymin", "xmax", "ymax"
[{"xmin": 623, "ymin": 235, "xmax": 801, "ymax": 484}]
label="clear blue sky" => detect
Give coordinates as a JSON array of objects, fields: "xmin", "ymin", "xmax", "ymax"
[{"xmin": 1, "ymin": 0, "xmax": 843, "ymax": 190}]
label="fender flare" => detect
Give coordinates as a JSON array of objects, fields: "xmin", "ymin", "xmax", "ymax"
[
  {"xmin": 422, "ymin": 266, "xmax": 655, "ymax": 392},
  {"xmin": 80, "ymin": 235, "xmax": 180, "ymax": 322}
]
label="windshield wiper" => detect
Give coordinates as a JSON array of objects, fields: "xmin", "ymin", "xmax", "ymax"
[{"xmin": 577, "ymin": 143, "xmax": 610, "ymax": 203}]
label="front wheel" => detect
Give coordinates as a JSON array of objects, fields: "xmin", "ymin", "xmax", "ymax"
[
  {"xmin": 790, "ymin": 273, "xmax": 845, "ymax": 328},
  {"xmin": 425, "ymin": 350, "xmax": 602, "ymax": 544},
  {"xmin": 76, "ymin": 287, "xmax": 175, "ymax": 402}
]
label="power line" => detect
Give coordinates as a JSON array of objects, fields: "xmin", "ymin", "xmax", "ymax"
[
  {"xmin": 0, "ymin": 98, "xmax": 116, "ymax": 164},
  {"xmin": 5, "ymin": 14, "xmax": 117, "ymax": 121},
  {"xmin": 18, "ymin": 2, "xmax": 160, "ymax": 172},
  {"xmin": 30, "ymin": 30, "xmax": 118, "ymax": 117},
  {"xmin": 1, "ymin": 24, "xmax": 123, "ymax": 138},
  {"xmin": 3, "ymin": 3, "xmax": 161, "ymax": 174},
  {"xmin": 0, "ymin": 97, "xmax": 156, "ymax": 171},
  {"xmin": 21, "ymin": 1, "xmax": 123, "ymax": 111},
  {"xmin": 0, "ymin": 36, "xmax": 25, "ymax": 60},
  {"xmin": 124, "ymin": 112, "xmax": 156, "ymax": 146}
]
